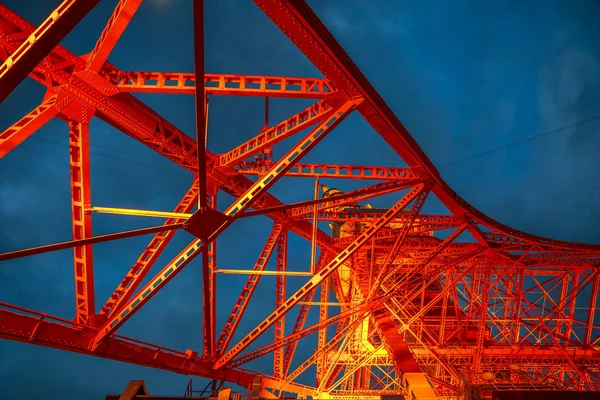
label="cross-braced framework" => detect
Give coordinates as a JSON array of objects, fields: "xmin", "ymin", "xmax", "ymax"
[{"xmin": 1, "ymin": 1, "xmax": 600, "ymax": 399}]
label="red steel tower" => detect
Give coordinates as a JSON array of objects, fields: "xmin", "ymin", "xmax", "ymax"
[{"xmin": 0, "ymin": 1, "xmax": 599, "ymax": 399}]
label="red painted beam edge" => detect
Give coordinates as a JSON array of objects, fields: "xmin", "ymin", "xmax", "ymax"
[{"xmin": 0, "ymin": 308, "xmax": 254, "ymax": 387}]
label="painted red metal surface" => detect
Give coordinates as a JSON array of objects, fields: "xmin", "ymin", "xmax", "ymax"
[{"xmin": 1, "ymin": 1, "xmax": 599, "ymax": 399}]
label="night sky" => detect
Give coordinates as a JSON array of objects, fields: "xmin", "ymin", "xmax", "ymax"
[{"xmin": 1, "ymin": 0, "xmax": 600, "ymax": 398}]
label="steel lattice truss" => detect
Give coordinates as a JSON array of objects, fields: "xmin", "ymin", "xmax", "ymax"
[{"xmin": 1, "ymin": 1, "xmax": 600, "ymax": 399}]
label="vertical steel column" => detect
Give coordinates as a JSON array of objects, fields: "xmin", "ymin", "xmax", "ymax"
[
  {"xmin": 274, "ymin": 229, "xmax": 288, "ymax": 378},
  {"xmin": 316, "ymin": 275, "xmax": 329, "ymax": 384},
  {"xmin": 264, "ymin": 97, "xmax": 269, "ymax": 130},
  {"xmin": 203, "ymin": 189, "xmax": 218, "ymax": 360},
  {"xmin": 310, "ymin": 177, "xmax": 319, "ymax": 274},
  {"xmin": 69, "ymin": 121, "xmax": 95, "ymax": 325},
  {"xmin": 193, "ymin": 0, "xmax": 207, "ymax": 208},
  {"xmin": 193, "ymin": 0, "xmax": 211, "ymax": 358},
  {"xmin": 585, "ymin": 275, "xmax": 599, "ymax": 345},
  {"xmin": 472, "ymin": 264, "xmax": 491, "ymax": 373}
]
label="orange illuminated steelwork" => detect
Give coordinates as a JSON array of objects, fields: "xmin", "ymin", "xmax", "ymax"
[{"xmin": 0, "ymin": 1, "xmax": 600, "ymax": 400}]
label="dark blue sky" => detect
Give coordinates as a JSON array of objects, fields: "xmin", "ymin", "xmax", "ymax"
[{"xmin": 1, "ymin": 0, "xmax": 599, "ymax": 398}]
